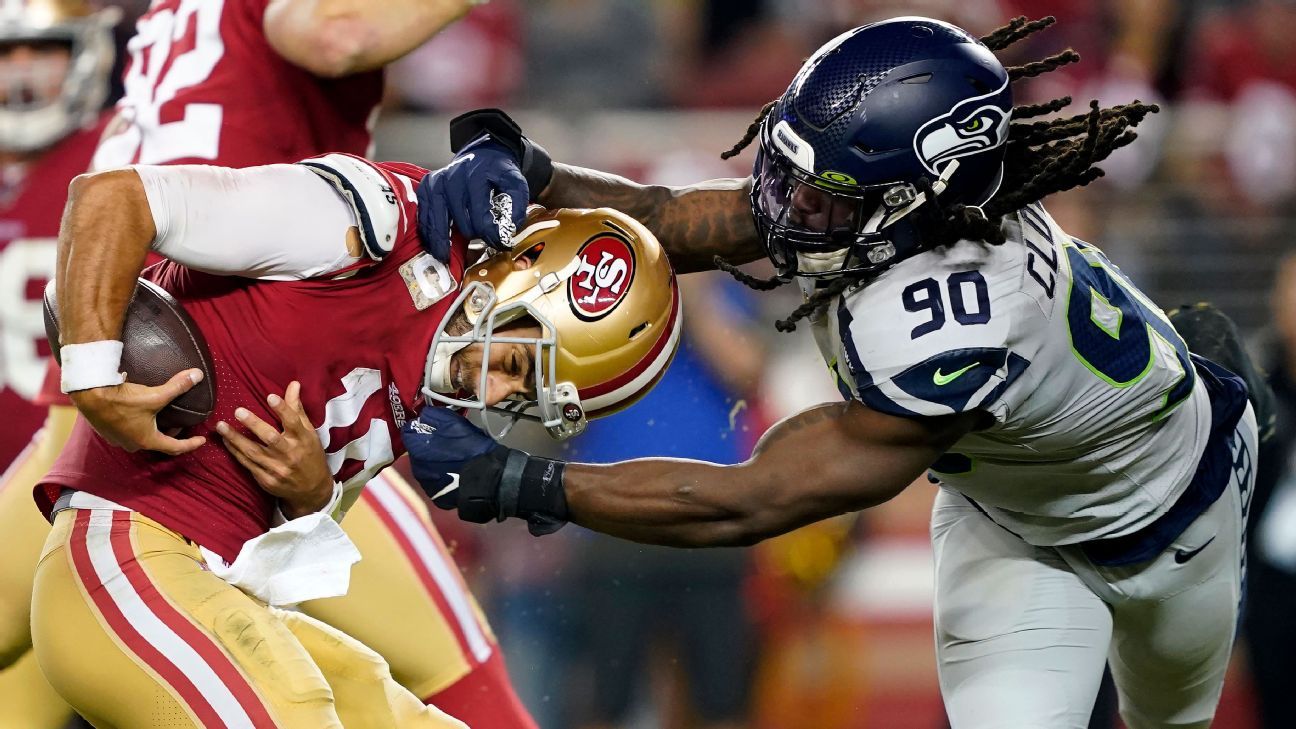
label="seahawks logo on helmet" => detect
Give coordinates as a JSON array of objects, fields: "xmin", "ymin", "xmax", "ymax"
[{"xmin": 912, "ymin": 80, "xmax": 1011, "ymax": 176}]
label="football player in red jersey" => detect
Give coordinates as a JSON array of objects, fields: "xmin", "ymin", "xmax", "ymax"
[
  {"xmin": 0, "ymin": 3, "xmax": 118, "ymax": 727},
  {"xmin": 32, "ymin": 155, "xmax": 679, "ymax": 727},
  {"xmin": 2, "ymin": 0, "xmax": 540, "ymax": 725},
  {"xmin": 0, "ymin": 0, "xmax": 115, "ymax": 501},
  {"xmin": 91, "ymin": 0, "xmax": 481, "ymax": 169}
]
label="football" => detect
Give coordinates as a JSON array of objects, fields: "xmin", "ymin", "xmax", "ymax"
[{"xmin": 43, "ymin": 278, "xmax": 216, "ymax": 431}]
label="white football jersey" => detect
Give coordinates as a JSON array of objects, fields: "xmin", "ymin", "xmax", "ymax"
[{"xmin": 809, "ymin": 203, "xmax": 1212, "ymax": 546}]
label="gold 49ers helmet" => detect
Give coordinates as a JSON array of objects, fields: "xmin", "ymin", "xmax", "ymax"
[
  {"xmin": 0, "ymin": 0, "xmax": 118, "ymax": 152},
  {"xmin": 424, "ymin": 206, "xmax": 682, "ymax": 440}
]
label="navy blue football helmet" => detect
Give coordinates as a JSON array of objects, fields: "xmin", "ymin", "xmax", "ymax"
[{"xmin": 751, "ymin": 17, "xmax": 1012, "ymax": 277}]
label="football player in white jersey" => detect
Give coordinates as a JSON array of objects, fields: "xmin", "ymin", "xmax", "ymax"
[{"xmin": 412, "ymin": 15, "xmax": 1265, "ymax": 729}]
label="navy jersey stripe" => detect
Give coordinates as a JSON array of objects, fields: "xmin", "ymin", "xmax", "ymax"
[
  {"xmin": 836, "ymin": 299, "xmax": 920, "ymax": 417},
  {"xmin": 890, "ymin": 347, "xmax": 1012, "ymax": 413},
  {"xmin": 1080, "ymin": 356, "xmax": 1248, "ymax": 566},
  {"xmin": 299, "ymin": 160, "xmax": 386, "ymax": 260},
  {"xmin": 975, "ymin": 351, "xmax": 1031, "ymax": 410}
]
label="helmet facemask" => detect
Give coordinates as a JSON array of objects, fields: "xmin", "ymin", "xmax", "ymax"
[
  {"xmin": 752, "ymin": 129, "xmax": 963, "ymax": 278},
  {"xmin": 424, "ymin": 279, "xmax": 585, "ymax": 441},
  {"xmin": 424, "ymin": 207, "xmax": 682, "ymax": 441},
  {"xmin": 0, "ymin": 3, "xmax": 118, "ymax": 153}
]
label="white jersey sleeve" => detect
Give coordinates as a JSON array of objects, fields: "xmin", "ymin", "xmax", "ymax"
[
  {"xmin": 822, "ymin": 237, "xmax": 1039, "ymax": 422},
  {"xmin": 138, "ymin": 163, "xmax": 364, "ymax": 280}
]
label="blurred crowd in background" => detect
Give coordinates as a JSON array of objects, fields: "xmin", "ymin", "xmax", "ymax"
[{"xmin": 67, "ymin": 1, "xmax": 1296, "ymax": 727}]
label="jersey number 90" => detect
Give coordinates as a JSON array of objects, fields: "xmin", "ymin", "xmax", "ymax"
[{"xmin": 901, "ymin": 271, "xmax": 991, "ymax": 339}]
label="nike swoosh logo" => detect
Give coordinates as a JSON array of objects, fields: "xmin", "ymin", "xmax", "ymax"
[
  {"xmin": 431, "ymin": 474, "xmax": 461, "ymax": 501},
  {"xmin": 1174, "ymin": 536, "xmax": 1215, "ymax": 564},
  {"xmin": 444, "ymin": 152, "xmax": 475, "ymax": 170},
  {"xmin": 933, "ymin": 363, "xmax": 979, "ymax": 386}
]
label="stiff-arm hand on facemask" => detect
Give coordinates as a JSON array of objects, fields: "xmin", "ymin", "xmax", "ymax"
[{"xmin": 401, "ymin": 406, "xmax": 570, "ymax": 535}]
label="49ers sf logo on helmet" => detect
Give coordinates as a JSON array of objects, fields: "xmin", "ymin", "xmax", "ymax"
[{"xmin": 569, "ymin": 234, "xmax": 636, "ymax": 320}]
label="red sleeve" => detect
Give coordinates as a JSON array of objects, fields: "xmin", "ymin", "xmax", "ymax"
[
  {"xmin": 241, "ymin": 0, "xmax": 270, "ymax": 23},
  {"xmin": 34, "ymin": 360, "xmax": 71, "ymax": 407}
]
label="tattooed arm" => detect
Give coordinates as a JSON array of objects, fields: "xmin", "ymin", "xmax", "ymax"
[
  {"xmin": 559, "ymin": 402, "xmax": 983, "ymax": 547},
  {"xmin": 537, "ymin": 163, "xmax": 762, "ymax": 274}
]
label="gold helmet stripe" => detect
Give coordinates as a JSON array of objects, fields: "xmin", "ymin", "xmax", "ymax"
[{"xmin": 511, "ymin": 218, "xmax": 560, "ymax": 243}]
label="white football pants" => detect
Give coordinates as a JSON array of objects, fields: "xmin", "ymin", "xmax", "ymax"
[{"xmin": 933, "ymin": 406, "xmax": 1257, "ymax": 729}]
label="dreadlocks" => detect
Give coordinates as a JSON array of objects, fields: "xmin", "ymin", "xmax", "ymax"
[
  {"xmin": 718, "ymin": 16, "xmax": 1160, "ymax": 333},
  {"xmin": 721, "ymin": 99, "xmax": 776, "ymax": 161}
]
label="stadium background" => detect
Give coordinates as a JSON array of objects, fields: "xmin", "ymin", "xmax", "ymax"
[{"xmin": 83, "ymin": 1, "xmax": 1296, "ymax": 727}]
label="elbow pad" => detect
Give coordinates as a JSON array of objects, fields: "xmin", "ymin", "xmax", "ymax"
[{"xmin": 300, "ymin": 153, "xmax": 403, "ymax": 260}]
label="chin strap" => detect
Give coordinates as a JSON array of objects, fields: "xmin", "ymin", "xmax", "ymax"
[{"xmin": 795, "ymin": 248, "xmax": 851, "ymax": 275}]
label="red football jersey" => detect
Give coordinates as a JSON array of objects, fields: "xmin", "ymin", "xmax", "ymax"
[
  {"xmin": 38, "ymin": 0, "xmax": 390, "ymax": 413},
  {"xmin": 39, "ymin": 159, "xmax": 468, "ymax": 561},
  {"xmin": 0, "ymin": 115, "xmax": 109, "ymax": 466},
  {"xmin": 92, "ymin": 0, "xmax": 382, "ymax": 170}
]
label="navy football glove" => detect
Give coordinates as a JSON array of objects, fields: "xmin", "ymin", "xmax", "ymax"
[
  {"xmin": 402, "ymin": 406, "xmax": 570, "ymax": 535},
  {"xmin": 402, "ymin": 406, "xmax": 500, "ymax": 509},
  {"xmin": 417, "ymin": 139, "xmax": 529, "ymax": 262},
  {"xmin": 417, "ymin": 109, "xmax": 553, "ymax": 261}
]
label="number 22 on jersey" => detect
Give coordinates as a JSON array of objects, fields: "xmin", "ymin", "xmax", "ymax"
[{"xmin": 98, "ymin": 0, "xmax": 227, "ymax": 166}]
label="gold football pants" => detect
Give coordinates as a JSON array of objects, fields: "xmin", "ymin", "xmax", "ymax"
[
  {"xmin": 32, "ymin": 506, "xmax": 468, "ymax": 728},
  {"xmin": 1, "ymin": 408, "xmax": 527, "ymax": 728},
  {"xmin": 300, "ymin": 471, "xmax": 498, "ymax": 700},
  {"xmin": 0, "ymin": 409, "xmax": 76, "ymax": 729}
]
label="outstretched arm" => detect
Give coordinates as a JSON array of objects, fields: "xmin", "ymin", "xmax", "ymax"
[
  {"xmin": 415, "ymin": 108, "xmax": 766, "ymax": 272},
  {"xmin": 404, "ymin": 401, "xmax": 984, "ymax": 547},
  {"xmin": 537, "ymin": 164, "xmax": 764, "ymax": 273},
  {"xmin": 561, "ymin": 402, "xmax": 980, "ymax": 547}
]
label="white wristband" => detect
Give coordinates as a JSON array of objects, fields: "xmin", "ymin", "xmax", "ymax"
[
  {"xmin": 273, "ymin": 481, "xmax": 345, "ymax": 525},
  {"xmin": 60, "ymin": 340, "xmax": 127, "ymax": 393}
]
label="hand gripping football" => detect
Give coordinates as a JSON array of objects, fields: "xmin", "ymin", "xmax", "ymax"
[{"xmin": 43, "ymin": 278, "xmax": 216, "ymax": 431}]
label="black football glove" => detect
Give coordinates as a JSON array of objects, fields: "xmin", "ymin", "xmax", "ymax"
[
  {"xmin": 416, "ymin": 108, "xmax": 554, "ymax": 261},
  {"xmin": 401, "ymin": 406, "xmax": 570, "ymax": 536},
  {"xmin": 1168, "ymin": 302, "xmax": 1277, "ymax": 442}
]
